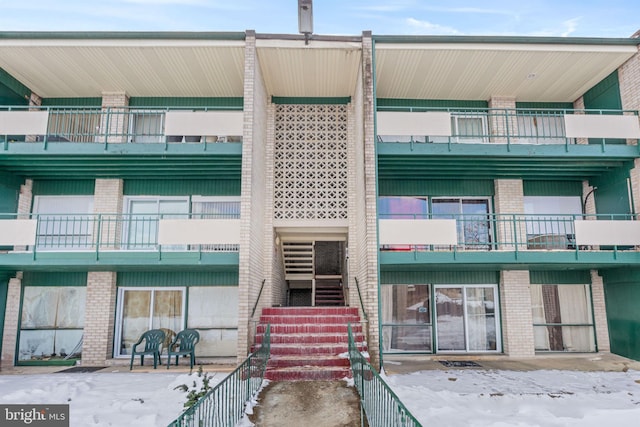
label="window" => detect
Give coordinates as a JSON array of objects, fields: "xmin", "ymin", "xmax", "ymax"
[
  {"xmin": 516, "ymin": 113, "xmax": 568, "ymax": 144},
  {"xmin": 191, "ymin": 197, "xmax": 241, "ymax": 252},
  {"xmin": 123, "ymin": 197, "xmax": 189, "ymax": 249},
  {"xmin": 129, "ymin": 110, "xmax": 164, "ymax": 143},
  {"xmin": 187, "ymin": 287, "xmax": 239, "ymax": 357},
  {"xmin": 531, "ymin": 284, "xmax": 595, "ymax": 352},
  {"xmin": 524, "ymin": 196, "xmax": 581, "ymax": 249},
  {"xmin": 378, "ymin": 197, "xmax": 428, "ymax": 251},
  {"xmin": 381, "ymin": 284, "xmax": 432, "ymax": 353},
  {"xmin": 19, "ymin": 286, "xmax": 86, "ymax": 361},
  {"xmin": 115, "ymin": 288, "xmax": 185, "ymax": 357},
  {"xmin": 430, "ymin": 113, "xmax": 488, "ymax": 143},
  {"xmin": 432, "ymin": 198, "xmax": 492, "ymax": 250},
  {"xmin": 32, "ymin": 196, "xmax": 94, "ymax": 250}
]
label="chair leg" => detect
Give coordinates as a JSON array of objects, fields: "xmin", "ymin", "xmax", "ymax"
[
  {"xmin": 130, "ymin": 354, "xmax": 134, "ymax": 370},
  {"xmin": 140, "ymin": 355, "xmax": 144, "ymax": 366}
]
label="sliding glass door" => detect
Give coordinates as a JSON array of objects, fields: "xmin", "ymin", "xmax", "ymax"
[
  {"xmin": 435, "ymin": 285, "xmax": 499, "ymax": 352},
  {"xmin": 432, "ymin": 198, "xmax": 491, "ymax": 250}
]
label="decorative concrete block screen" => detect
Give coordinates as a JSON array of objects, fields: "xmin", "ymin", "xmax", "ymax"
[{"xmin": 273, "ymin": 104, "xmax": 348, "ymax": 221}]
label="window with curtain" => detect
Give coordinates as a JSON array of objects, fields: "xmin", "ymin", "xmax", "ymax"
[
  {"xmin": 19, "ymin": 286, "xmax": 86, "ymax": 361},
  {"xmin": 516, "ymin": 113, "xmax": 568, "ymax": 145},
  {"xmin": 129, "ymin": 110, "xmax": 165, "ymax": 143},
  {"xmin": 530, "ymin": 284, "xmax": 595, "ymax": 352},
  {"xmin": 187, "ymin": 287, "xmax": 239, "ymax": 357},
  {"xmin": 115, "ymin": 288, "xmax": 185, "ymax": 357},
  {"xmin": 32, "ymin": 196, "xmax": 94, "ymax": 250},
  {"xmin": 123, "ymin": 197, "xmax": 189, "ymax": 249},
  {"xmin": 191, "ymin": 197, "xmax": 241, "ymax": 252},
  {"xmin": 381, "ymin": 284, "xmax": 432, "ymax": 353}
]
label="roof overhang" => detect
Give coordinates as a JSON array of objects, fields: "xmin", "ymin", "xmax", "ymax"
[
  {"xmin": 374, "ymin": 40, "xmax": 639, "ymax": 102},
  {"xmin": 256, "ymin": 37, "xmax": 362, "ymax": 98},
  {"xmin": 0, "ymin": 32, "xmax": 246, "ymax": 98}
]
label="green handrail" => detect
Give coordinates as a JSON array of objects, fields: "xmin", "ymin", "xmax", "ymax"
[
  {"xmin": 354, "ymin": 278, "xmax": 369, "ymax": 323},
  {"xmin": 167, "ymin": 324, "xmax": 271, "ymax": 427},
  {"xmin": 251, "ymin": 279, "xmax": 267, "ymax": 319},
  {"xmin": 347, "ymin": 324, "xmax": 422, "ymax": 427}
]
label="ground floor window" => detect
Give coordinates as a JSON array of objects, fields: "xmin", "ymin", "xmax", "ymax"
[
  {"xmin": 531, "ymin": 284, "xmax": 595, "ymax": 352},
  {"xmin": 381, "ymin": 284, "xmax": 500, "ymax": 354},
  {"xmin": 19, "ymin": 286, "xmax": 86, "ymax": 361},
  {"xmin": 114, "ymin": 286, "xmax": 239, "ymax": 358},
  {"xmin": 115, "ymin": 288, "xmax": 185, "ymax": 357}
]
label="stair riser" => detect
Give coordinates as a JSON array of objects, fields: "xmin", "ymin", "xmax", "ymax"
[
  {"xmin": 256, "ymin": 334, "xmax": 365, "ymax": 344},
  {"xmin": 260, "ymin": 315, "xmax": 360, "ymax": 324},
  {"xmin": 267, "ymin": 357, "xmax": 350, "ymax": 368},
  {"xmin": 261, "ymin": 307, "xmax": 359, "ymax": 316},
  {"xmin": 257, "ymin": 324, "xmax": 363, "ymax": 334},
  {"xmin": 269, "ymin": 344, "xmax": 366, "ymax": 356},
  {"xmin": 265, "ymin": 369, "xmax": 352, "ymax": 381}
]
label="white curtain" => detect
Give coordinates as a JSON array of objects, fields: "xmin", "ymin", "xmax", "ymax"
[
  {"xmin": 557, "ymin": 285, "xmax": 595, "ymax": 352},
  {"xmin": 530, "ymin": 285, "xmax": 551, "ymax": 350}
]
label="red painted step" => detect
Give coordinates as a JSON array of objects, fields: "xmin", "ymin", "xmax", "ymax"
[{"xmin": 256, "ymin": 306, "xmax": 367, "ymax": 382}]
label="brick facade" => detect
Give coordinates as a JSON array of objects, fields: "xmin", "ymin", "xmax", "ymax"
[
  {"xmin": 499, "ymin": 270, "xmax": 535, "ymax": 357},
  {"xmin": 82, "ymin": 272, "xmax": 117, "ymax": 365},
  {"xmin": 1, "ymin": 276, "xmax": 22, "ymax": 368}
]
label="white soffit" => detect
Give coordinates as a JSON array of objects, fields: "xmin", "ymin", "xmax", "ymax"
[
  {"xmin": 375, "ymin": 43, "xmax": 637, "ymax": 102},
  {"xmin": 0, "ymin": 40, "xmax": 245, "ymax": 98},
  {"xmin": 257, "ymin": 40, "xmax": 362, "ymax": 97}
]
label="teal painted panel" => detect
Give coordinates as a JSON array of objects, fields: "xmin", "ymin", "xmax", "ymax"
[
  {"xmin": 583, "ymin": 71, "xmax": 625, "ymax": 145},
  {"xmin": 21, "ymin": 272, "xmax": 87, "ymax": 286},
  {"xmin": 0, "ymin": 67, "xmax": 31, "ymax": 103},
  {"xmin": 40, "ymin": 98, "xmax": 102, "ymax": 107},
  {"xmin": 123, "ymin": 179, "xmax": 240, "ymax": 196},
  {"xmin": 0, "ymin": 183, "xmax": 18, "ymax": 214},
  {"xmin": 590, "ymin": 168, "xmax": 632, "ymax": 216},
  {"xmin": 271, "ymin": 97, "xmax": 351, "ymax": 105},
  {"xmin": 129, "ymin": 97, "xmax": 243, "ymax": 108},
  {"xmin": 380, "ymin": 270, "xmax": 499, "ymax": 284},
  {"xmin": 515, "ymin": 102, "xmax": 574, "ymax": 110},
  {"xmin": 377, "ymin": 98, "xmax": 488, "ymax": 110},
  {"xmin": 379, "ymin": 179, "xmax": 494, "ymax": 196},
  {"xmin": 603, "ymin": 279, "xmax": 640, "ymax": 360},
  {"xmin": 523, "ymin": 180, "xmax": 583, "ymax": 196},
  {"xmin": 117, "ymin": 271, "xmax": 238, "ymax": 286},
  {"xmin": 529, "ymin": 270, "xmax": 591, "ymax": 284},
  {"xmin": 32, "ymin": 180, "xmax": 95, "ymax": 196}
]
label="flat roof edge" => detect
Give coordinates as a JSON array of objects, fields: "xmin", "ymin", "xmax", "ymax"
[
  {"xmin": 0, "ymin": 31, "xmax": 247, "ymax": 41},
  {"xmin": 372, "ymin": 35, "xmax": 640, "ymax": 46}
]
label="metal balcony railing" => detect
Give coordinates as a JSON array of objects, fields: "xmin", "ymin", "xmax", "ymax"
[
  {"xmin": 377, "ymin": 107, "xmax": 639, "ymax": 150},
  {"xmin": 379, "ymin": 213, "xmax": 639, "ymax": 253},
  {"xmin": 347, "ymin": 324, "xmax": 422, "ymax": 427},
  {"xmin": 0, "ymin": 105, "xmax": 243, "ymax": 150},
  {"xmin": 1, "ymin": 212, "xmax": 240, "ymax": 254},
  {"xmin": 167, "ymin": 324, "xmax": 270, "ymax": 427}
]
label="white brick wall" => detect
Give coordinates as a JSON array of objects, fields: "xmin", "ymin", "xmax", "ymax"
[
  {"xmin": 82, "ymin": 272, "xmax": 117, "ymax": 365},
  {"xmin": 488, "ymin": 96, "xmax": 516, "ymax": 143},
  {"xmin": 101, "ymin": 91, "xmax": 129, "ymax": 143},
  {"xmin": 494, "ymin": 179, "xmax": 526, "ymax": 250},
  {"xmin": 499, "ymin": 270, "xmax": 535, "ymax": 357},
  {"xmin": 590, "ymin": 270, "xmax": 610, "ymax": 352},
  {"xmin": 1, "ymin": 276, "xmax": 22, "ymax": 368},
  {"xmin": 619, "ymin": 47, "xmax": 640, "ymax": 209}
]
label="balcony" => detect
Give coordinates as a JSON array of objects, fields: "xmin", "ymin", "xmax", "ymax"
[
  {"xmin": 378, "ymin": 213, "xmax": 640, "ymax": 269},
  {"xmin": 0, "ymin": 106, "xmax": 244, "ymax": 179},
  {"xmin": 0, "ymin": 213, "xmax": 240, "ymax": 269},
  {"xmin": 376, "ymin": 107, "xmax": 640, "ymax": 180}
]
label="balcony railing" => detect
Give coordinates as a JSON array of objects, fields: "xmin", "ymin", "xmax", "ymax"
[
  {"xmin": 379, "ymin": 213, "xmax": 639, "ymax": 253},
  {"xmin": 0, "ymin": 212, "xmax": 240, "ymax": 254},
  {"xmin": 0, "ymin": 106, "xmax": 243, "ymax": 149},
  {"xmin": 376, "ymin": 107, "xmax": 640, "ymax": 150}
]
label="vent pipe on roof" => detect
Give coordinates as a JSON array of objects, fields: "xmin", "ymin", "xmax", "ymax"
[{"xmin": 298, "ymin": 0, "xmax": 313, "ymax": 44}]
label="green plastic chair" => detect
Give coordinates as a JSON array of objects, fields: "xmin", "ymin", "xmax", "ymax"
[
  {"xmin": 129, "ymin": 329, "xmax": 166, "ymax": 370},
  {"xmin": 167, "ymin": 329, "xmax": 200, "ymax": 371}
]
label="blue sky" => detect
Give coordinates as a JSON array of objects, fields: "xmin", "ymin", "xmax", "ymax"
[{"xmin": 0, "ymin": 0, "xmax": 638, "ymax": 38}]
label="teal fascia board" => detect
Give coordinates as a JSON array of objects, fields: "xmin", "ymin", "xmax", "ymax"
[
  {"xmin": 0, "ymin": 31, "xmax": 246, "ymax": 41},
  {"xmin": 376, "ymin": 141, "xmax": 640, "ymax": 158},
  {"xmin": 1, "ymin": 141, "xmax": 243, "ymax": 156},
  {"xmin": 379, "ymin": 250, "xmax": 640, "ymax": 270},
  {"xmin": 0, "ymin": 251, "xmax": 240, "ymax": 271}
]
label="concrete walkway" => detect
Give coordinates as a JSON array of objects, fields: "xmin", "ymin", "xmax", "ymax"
[{"xmin": 248, "ymin": 380, "xmax": 362, "ymax": 427}]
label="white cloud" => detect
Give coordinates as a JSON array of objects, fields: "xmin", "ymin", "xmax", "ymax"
[
  {"xmin": 406, "ymin": 18, "xmax": 462, "ymax": 35},
  {"xmin": 560, "ymin": 17, "xmax": 581, "ymax": 37}
]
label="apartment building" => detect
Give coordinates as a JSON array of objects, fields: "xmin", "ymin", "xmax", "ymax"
[{"xmin": 1, "ymin": 30, "xmax": 640, "ymax": 370}]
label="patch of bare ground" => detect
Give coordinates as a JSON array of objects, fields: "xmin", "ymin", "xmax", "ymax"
[{"xmin": 249, "ymin": 380, "xmax": 362, "ymax": 427}]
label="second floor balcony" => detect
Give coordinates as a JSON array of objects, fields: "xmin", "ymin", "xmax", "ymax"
[
  {"xmin": 0, "ymin": 106, "xmax": 243, "ymax": 150},
  {"xmin": 0, "ymin": 212, "xmax": 240, "ymax": 268},
  {"xmin": 378, "ymin": 213, "xmax": 640, "ymax": 268}
]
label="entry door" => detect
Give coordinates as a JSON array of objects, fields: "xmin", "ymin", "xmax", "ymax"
[{"xmin": 434, "ymin": 285, "xmax": 500, "ymax": 352}]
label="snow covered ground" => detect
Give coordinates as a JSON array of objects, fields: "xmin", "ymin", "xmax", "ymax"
[{"xmin": 1, "ymin": 367, "xmax": 639, "ymax": 426}]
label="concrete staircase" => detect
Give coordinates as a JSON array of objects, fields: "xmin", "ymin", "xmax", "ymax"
[{"xmin": 255, "ymin": 307, "xmax": 366, "ymax": 381}]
